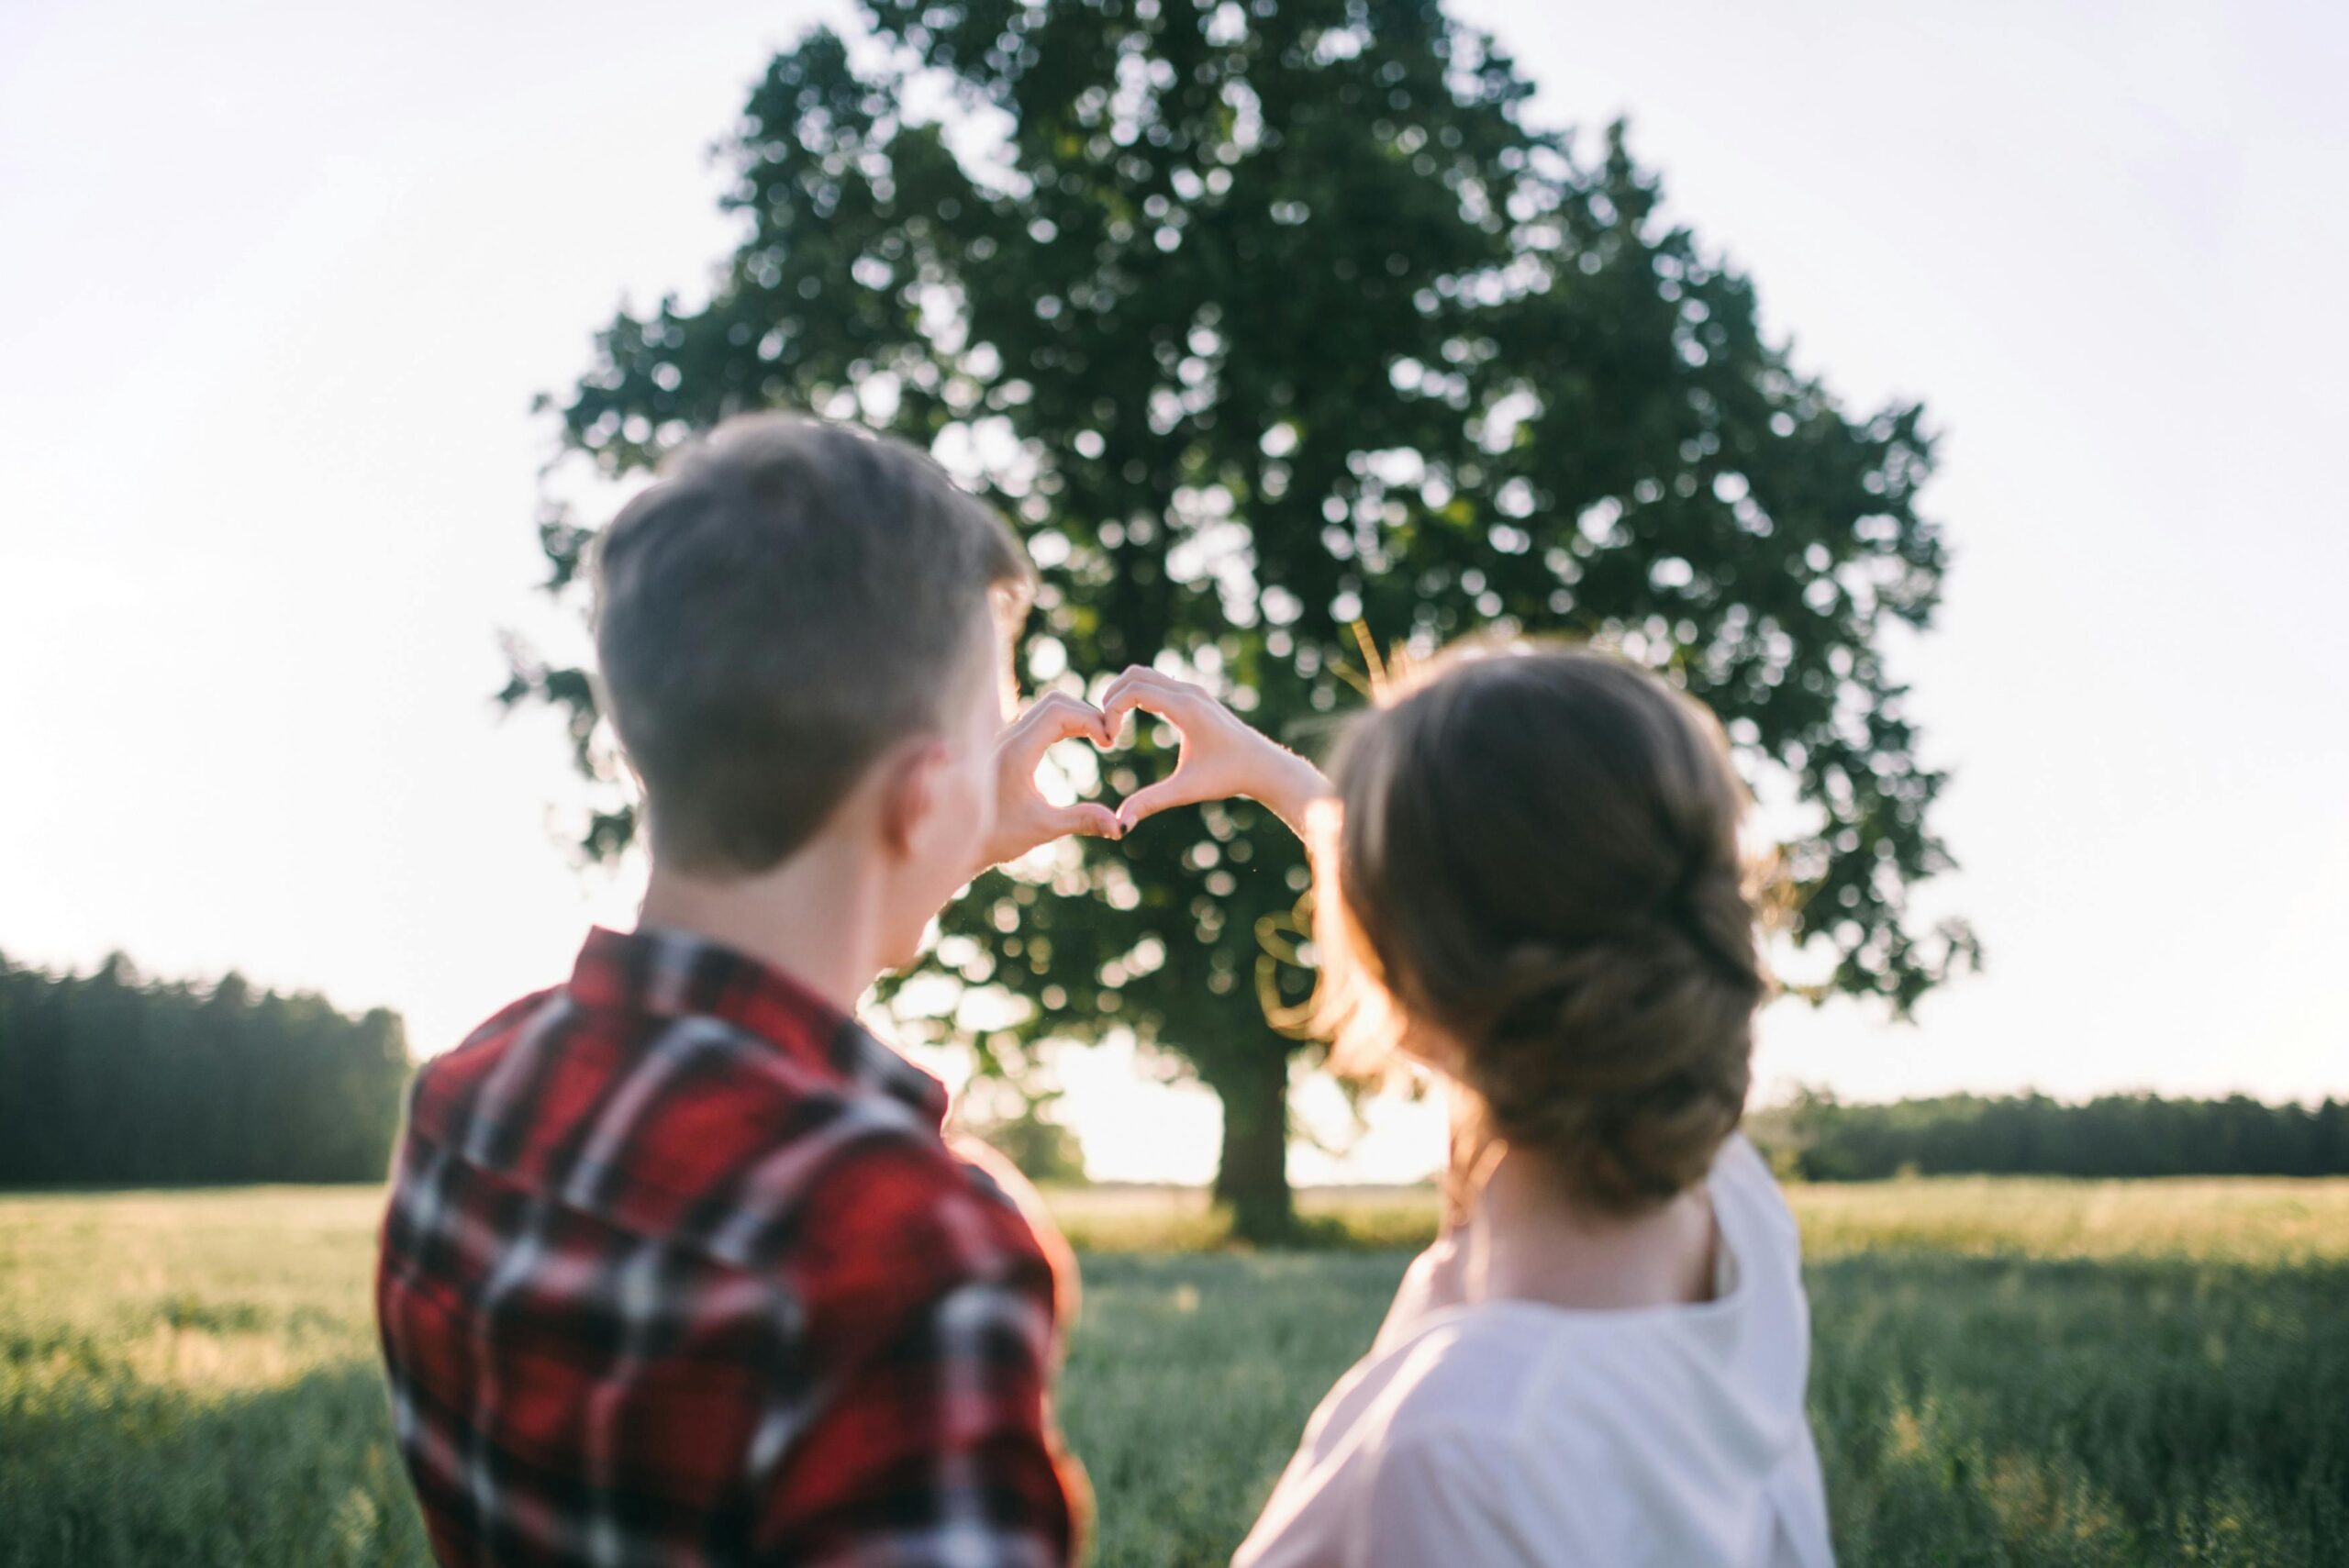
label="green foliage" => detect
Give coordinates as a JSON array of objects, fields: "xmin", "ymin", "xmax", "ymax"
[
  {"xmin": 1767, "ymin": 1090, "xmax": 2349, "ymax": 1182},
  {"xmin": 0, "ymin": 951, "xmax": 409, "ymax": 1186},
  {"xmin": 1808, "ymin": 1253, "xmax": 2349, "ymax": 1567},
  {"xmin": 0, "ymin": 1190, "xmax": 429, "ymax": 1568},
  {"xmin": 5, "ymin": 1185, "xmax": 2347, "ymax": 1565},
  {"xmin": 507, "ymin": 0, "xmax": 1973, "ymax": 1230}
]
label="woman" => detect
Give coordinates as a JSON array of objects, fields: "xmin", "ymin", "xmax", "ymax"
[{"xmin": 1102, "ymin": 642, "xmax": 1834, "ymax": 1568}]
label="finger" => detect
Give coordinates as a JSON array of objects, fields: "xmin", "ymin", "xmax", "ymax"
[
  {"xmin": 1099, "ymin": 665, "xmax": 1180, "ymax": 708},
  {"xmin": 1017, "ymin": 692, "xmax": 1104, "ymax": 740},
  {"xmin": 1095, "ymin": 668, "xmax": 1156, "ymax": 730},
  {"xmin": 1009, "ymin": 692, "xmax": 1114, "ymax": 759},
  {"xmin": 1115, "ymin": 773, "xmax": 1213, "ymax": 831},
  {"xmin": 1054, "ymin": 801, "xmax": 1124, "ymax": 840},
  {"xmin": 1100, "ymin": 668, "xmax": 1202, "ymax": 732}
]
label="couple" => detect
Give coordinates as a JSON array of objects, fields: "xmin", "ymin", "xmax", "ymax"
[{"xmin": 374, "ymin": 416, "xmax": 1834, "ymax": 1567}]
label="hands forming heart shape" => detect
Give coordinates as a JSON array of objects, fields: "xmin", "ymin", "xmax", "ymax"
[{"xmin": 978, "ymin": 665, "xmax": 1326, "ymax": 870}]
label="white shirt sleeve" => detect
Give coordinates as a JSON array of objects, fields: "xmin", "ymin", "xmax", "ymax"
[
  {"xmin": 1239, "ymin": 1417, "xmax": 1568, "ymax": 1568},
  {"xmin": 1354, "ymin": 1426, "xmax": 1541, "ymax": 1568}
]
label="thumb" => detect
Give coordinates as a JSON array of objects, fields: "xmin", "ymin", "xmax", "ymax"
[
  {"xmin": 1057, "ymin": 801, "xmax": 1124, "ymax": 840},
  {"xmin": 1114, "ymin": 775, "xmax": 1202, "ymax": 831}
]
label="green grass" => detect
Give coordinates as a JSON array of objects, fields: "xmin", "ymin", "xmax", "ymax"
[
  {"xmin": 1048, "ymin": 1173, "xmax": 2349, "ymax": 1262},
  {"xmin": 3, "ymin": 1182, "xmax": 2345, "ymax": 1566}
]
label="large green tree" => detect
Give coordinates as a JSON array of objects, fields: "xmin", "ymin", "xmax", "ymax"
[{"xmin": 507, "ymin": 0, "xmax": 1972, "ymax": 1237}]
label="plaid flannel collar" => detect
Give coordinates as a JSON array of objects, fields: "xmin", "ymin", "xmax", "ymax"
[{"xmin": 567, "ymin": 924, "xmax": 949, "ymax": 1130}]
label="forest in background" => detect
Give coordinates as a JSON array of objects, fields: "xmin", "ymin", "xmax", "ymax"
[
  {"xmin": 1753, "ymin": 1087, "xmax": 2349, "ymax": 1182},
  {"xmin": 0, "ymin": 951, "xmax": 409, "ymax": 1185}
]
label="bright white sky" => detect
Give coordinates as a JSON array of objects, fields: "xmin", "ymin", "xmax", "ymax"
[{"xmin": 4, "ymin": 0, "xmax": 2343, "ymax": 1184}]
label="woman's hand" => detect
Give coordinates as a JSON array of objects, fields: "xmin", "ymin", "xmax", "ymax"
[
  {"xmin": 974, "ymin": 692, "xmax": 1123, "ymax": 873},
  {"xmin": 1097, "ymin": 666, "xmax": 1331, "ymax": 839}
]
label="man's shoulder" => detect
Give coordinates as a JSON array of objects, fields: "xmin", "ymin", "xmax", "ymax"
[
  {"xmin": 396, "ymin": 984, "xmax": 1053, "ymax": 1317},
  {"xmin": 402, "ymin": 986, "xmax": 564, "ymax": 1139},
  {"xmin": 781, "ymin": 1128, "xmax": 1063, "ymax": 1318}
]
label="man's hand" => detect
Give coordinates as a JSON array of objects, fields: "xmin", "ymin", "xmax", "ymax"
[
  {"xmin": 974, "ymin": 692, "xmax": 1122, "ymax": 873},
  {"xmin": 1097, "ymin": 666, "xmax": 1331, "ymax": 840}
]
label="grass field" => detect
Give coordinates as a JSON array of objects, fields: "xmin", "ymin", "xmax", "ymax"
[{"xmin": 3, "ymin": 1181, "xmax": 2345, "ymax": 1567}]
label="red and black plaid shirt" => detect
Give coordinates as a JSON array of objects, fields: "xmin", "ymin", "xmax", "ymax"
[{"xmin": 376, "ymin": 926, "xmax": 1083, "ymax": 1566}]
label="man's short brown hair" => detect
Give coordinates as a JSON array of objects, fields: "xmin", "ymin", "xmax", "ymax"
[{"xmin": 591, "ymin": 415, "xmax": 1033, "ymax": 875}]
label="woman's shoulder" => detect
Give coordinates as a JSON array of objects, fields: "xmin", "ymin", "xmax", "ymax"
[
  {"xmin": 1234, "ymin": 1319, "xmax": 1565, "ymax": 1568},
  {"xmin": 1285, "ymin": 1317, "xmax": 1666, "ymax": 1557},
  {"xmin": 1353, "ymin": 1301, "xmax": 1638, "ymax": 1459},
  {"xmin": 1709, "ymin": 1132, "xmax": 1805, "ymax": 1268},
  {"xmin": 1376, "ymin": 1306, "xmax": 1561, "ymax": 1417}
]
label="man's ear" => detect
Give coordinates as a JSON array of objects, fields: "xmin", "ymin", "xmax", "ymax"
[{"xmin": 875, "ymin": 739, "xmax": 951, "ymax": 858}]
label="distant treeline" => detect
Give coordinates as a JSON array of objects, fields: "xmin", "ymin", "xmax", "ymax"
[
  {"xmin": 0, "ymin": 950, "xmax": 410, "ymax": 1185},
  {"xmin": 1757, "ymin": 1090, "xmax": 2349, "ymax": 1182}
]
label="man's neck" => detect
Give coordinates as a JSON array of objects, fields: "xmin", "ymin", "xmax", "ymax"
[{"xmin": 636, "ymin": 839, "xmax": 883, "ymax": 1016}]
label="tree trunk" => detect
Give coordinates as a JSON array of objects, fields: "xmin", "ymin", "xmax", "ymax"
[{"xmin": 1210, "ymin": 1046, "xmax": 1295, "ymax": 1243}]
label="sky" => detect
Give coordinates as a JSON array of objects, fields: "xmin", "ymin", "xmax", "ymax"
[{"xmin": 4, "ymin": 0, "xmax": 2343, "ymax": 1184}]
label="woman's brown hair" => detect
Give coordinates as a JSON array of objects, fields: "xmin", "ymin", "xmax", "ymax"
[{"xmin": 1312, "ymin": 641, "xmax": 1767, "ymax": 1216}]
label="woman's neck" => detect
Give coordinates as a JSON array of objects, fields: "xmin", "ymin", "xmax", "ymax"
[{"xmin": 1462, "ymin": 1144, "xmax": 1719, "ymax": 1313}]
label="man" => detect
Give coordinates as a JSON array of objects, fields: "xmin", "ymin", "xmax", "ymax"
[{"xmin": 378, "ymin": 415, "xmax": 1122, "ymax": 1565}]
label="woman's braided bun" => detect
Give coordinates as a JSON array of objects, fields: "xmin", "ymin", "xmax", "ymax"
[{"xmin": 1314, "ymin": 643, "xmax": 1766, "ymax": 1213}]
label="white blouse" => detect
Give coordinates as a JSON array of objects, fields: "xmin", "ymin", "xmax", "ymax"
[{"xmin": 1233, "ymin": 1136, "xmax": 1834, "ymax": 1568}]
